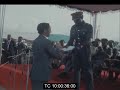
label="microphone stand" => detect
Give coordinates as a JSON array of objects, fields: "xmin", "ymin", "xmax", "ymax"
[{"xmin": 26, "ymin": 49, "xmax": 30, "ymax": 90}]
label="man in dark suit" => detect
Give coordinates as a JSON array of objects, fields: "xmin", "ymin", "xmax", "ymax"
[
  {"xmin": 2, "ymin": 34, "xmax": 16, "ymax": 63},
  {"xmin": 66, "ymin": 12, "xmax": 94, "ymax": 90},
  {"xmin": 16, "ymin": 36, "xmax": 26, "ymax": 64},
  {"xmin": 30, "ymin": 23, "xmax": 62, "ymax": 90}
]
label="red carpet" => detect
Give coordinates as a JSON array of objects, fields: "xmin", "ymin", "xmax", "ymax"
[{"xmin": 0, "ymin": 64, "xmax": 120, "ymax": 90}]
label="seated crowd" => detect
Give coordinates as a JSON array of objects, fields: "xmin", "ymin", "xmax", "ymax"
[
  {"xmin": 52, "ymin": 38, "xmax": 120, "ymax": 81},
  {"xmin": 1, "ymin": 34, "xmax": 120, "ymax": 81}
]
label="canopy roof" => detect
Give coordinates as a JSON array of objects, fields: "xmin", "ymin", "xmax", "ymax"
[{"xmin": 62, "ymin": 5, "xmax": 120, "ymax": 13}]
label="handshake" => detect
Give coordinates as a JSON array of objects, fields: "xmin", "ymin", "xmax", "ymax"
[
  {"xmin": 62, "ymin": 46, "xmax": 75, "ymax": 52},
  {"xmin": 56, "ymin": 46, "xmax": 75, "ymax": 60}
]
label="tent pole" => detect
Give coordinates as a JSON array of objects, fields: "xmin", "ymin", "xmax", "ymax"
[
  {"xmin": 0, "ymin": 5, "xmax": 6, "ymax": 64},
  {"xmin": 93, "ymin": 13, "xmax": 95, "ymax": 40},
  {"xmin": 90, "ymin": 13, "xmax": 92, "ymax": 24},
  {"xmin": 119, "ymin": 10, "xmax": 120, "ymax": 43},
  {"xmin": 92, "ymin": 13, "xmax": 97, "ymax": 40},
  {"xmin": 0, "ymin": 5, "xmax": 2, "ymax": 64},
  {"xmin": 97, "ymin": 12, "xmax": 101, "ymax": 39},
  {"xmin": 99, "ymin": 11, "xmax": 101, "ymax": 39}
]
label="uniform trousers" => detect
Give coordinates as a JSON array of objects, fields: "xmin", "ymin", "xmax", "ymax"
[{"xmin": 72, "ymin": 46, "xmax": 94, "ymax": 90}]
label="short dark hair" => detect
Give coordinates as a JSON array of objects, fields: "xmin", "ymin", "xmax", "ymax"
[
  {"xmin": 101, "ymin": 38, "xmax": 108, "ymax": 42},
  {"xmin": 18, "ymin": 36, "xmax": 22, "ymax": 38},
  {"xmin": 37, "ymin": 23, "xmax": 50, "ymax": 34},
  {"xmin": 7, "ymin": 34, "xmax": 11, "ymax": 37},
  {"xmin": 95, "ymin": 38, "xmax": 101, "ymax": 42},
  {"xmin": 59, "ymin": 40, "xmax": 65, "ymax": 43}
]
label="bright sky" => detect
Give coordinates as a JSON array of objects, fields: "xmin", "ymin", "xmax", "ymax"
[{"xmin": 3, "ymin": 5, "xmax": 120, "ymax": 41}]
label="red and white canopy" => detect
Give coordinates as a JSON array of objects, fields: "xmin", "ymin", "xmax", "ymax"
[{"xmin": 61, "ymin": 5, "xmax": 120, "ymax": 13}]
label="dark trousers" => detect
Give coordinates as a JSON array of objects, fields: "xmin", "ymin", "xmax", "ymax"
[
  {"xmin": 72, "ymin": 47, "xmax": 94, "ymax": 90},
  {"xmin": 17, "ymin": 56, "xmax": 22, "ymax": 64},
  {"xmin": 31, "ymin": 80, "xmax": 52, "ymax": 90},
  {"xmin": 93, "ymin": 66, "xmax": 101, "ymax": 78},
  {"xmin": 109, "ymin": 71, "xmax": 119, "ymax": 80}
]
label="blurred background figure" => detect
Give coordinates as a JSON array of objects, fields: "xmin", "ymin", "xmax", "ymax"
[
  {"xmin": 55, "ymin": 41, "xmax": 63, "ymax": 49},
  {"xmin": 108, "ymin": 48, "xmax": 120, "ymax": 80},
  {"xmin": 2, "ymin": 34, "xmax": 16, "ymax": 63},
  {"xmin": 59, "ymin": 40, "xmax": 65, "ymax": 48},
  {"xmin": 16, "ymin": 36, "xmax": 26, "ymax": 64}
]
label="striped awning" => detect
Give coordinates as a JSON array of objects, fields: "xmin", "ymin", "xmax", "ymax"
[{"xmin": 61, "ymin": 5, "xmax": 120, "ymax": 13}]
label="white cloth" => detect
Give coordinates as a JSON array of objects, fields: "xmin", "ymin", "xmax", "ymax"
[{"xmin": 62, "ymin": 46, "xmax": 75, "ymax": 51}]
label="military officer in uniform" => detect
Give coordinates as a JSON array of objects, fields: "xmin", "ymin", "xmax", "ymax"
[{"xmin": 66, "ymin": 12, "xmax": 94, "ymax": 90}]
